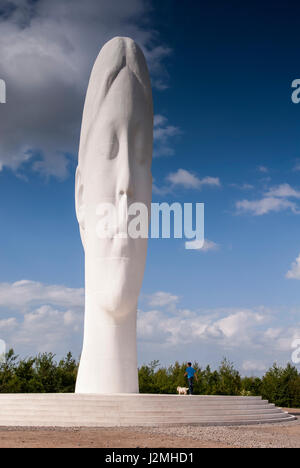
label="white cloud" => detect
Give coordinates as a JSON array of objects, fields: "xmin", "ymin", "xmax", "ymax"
[
  {"xmin": 264, "ymin": 328, "xmax": 283, "ymax": 340},
  {"xmin": 257, "ymin": 166, "xmax": 269, "ymax": 173},
  {"xmin": 145, "ymin": 47, "xmax": 172, "ymax": 90},
  {"xmin": 0, "ymin": 318, "xmax": 17, "ymax": 330},
  {"xmin": 236, "ymin": 196, "xmax": 299, "ymax": 215},
  {"xmin": 0, "ymin": 0, "xmax": 171, "ymax": 179},
  {"xmin": 137, "ymin": 297, "xmax": 300, "ymax": 374},
  {"xmin": 138, "ymin": 306, "xmax": 267, "ymax": 348},
  {"xmin": 0, "ymin": 279, "xmax": 84, "ymax": 356},
  {"xmin": 263, "ymin": 326, "xmax": 300, "ymax": 353},
  {"xmin": 242, "ymin": 360, "xmax": 267, "ymax": 373},
  {"xmin": 166, "ymin": 169, "xmax": 220, "ymax": 190},
  {"xmin": 293, "ymin": 161, "xmax": 300, "ymax": 172},
  {"xmin": 153, "ymin": 114, "xmax": 181, "ymax": 157},
  {"xmin": 208, "ymin": 311, "xmax": 264, "ymax": 341},
  {"xmin": 236, "ymin": 182, "xmax": 300, "ymax": 216},
  {"xmin": 146, "ymin": 291, "xmax": 179, "ymax": 308},
  {"xmin": 286, "ymin": 254, "xmax": 300, "ymax": 280},
  {"xmin": 185, "ymin": 239, "xmax": 219, "ymax": 252},
  {"xmin": 265, "ymin": 184, "xmax": 300, "ymax": 199},
  {"xmin": 0, "ymin": 279, "xmax": 298, "ymax": 375},
  {"xmin": 153, "ymin": 169, "xmax": 220, "ymax": 195},
  {"xmin": 0, "ymin": 279, "xmax": 84, "ymax": 311},
  {"xmin": 12, "ymin": 304, "xmax": 83, "ymax": 353},
  {"xmin": 230, "ymin": 183, "xmax": 254, "ymax": 190}
]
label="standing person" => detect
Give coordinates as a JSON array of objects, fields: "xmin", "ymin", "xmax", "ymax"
[{"xmin": 184, "ymin": 362, "xmax": 197, "ymax": 395}]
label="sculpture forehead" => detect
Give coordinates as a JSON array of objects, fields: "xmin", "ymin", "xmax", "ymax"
[
  {"xmin": 78, "ymin": 36, "xmax": 153, "ymax": 169},
  {"xmin": 95, "ymin": 37, "xmax": 152, "ymax": 95},
  {"xmin": 97, "ymin": 67, "xmax": 152, "ymax": 127}
]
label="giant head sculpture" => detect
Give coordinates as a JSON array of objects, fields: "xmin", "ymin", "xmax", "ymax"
[{"xmin": 75, "ymin": 37, "xmax": 153, "ymax": 393}]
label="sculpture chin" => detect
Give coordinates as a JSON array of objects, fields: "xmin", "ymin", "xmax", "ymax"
[
  {"xmin": 85, "ymin": 255, "xmax": 145, "ymax": 322},
  {"xmin": 93, "ymin": 290, "xmax": 138, "ymax": 321}
]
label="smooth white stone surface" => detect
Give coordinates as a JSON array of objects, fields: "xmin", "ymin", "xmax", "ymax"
[{"xmin": 75, "ymin": 37, "xmax": 153, "ymax": 393}]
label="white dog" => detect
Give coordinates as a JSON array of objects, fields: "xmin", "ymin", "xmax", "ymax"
[{"xmin": 177, "ymin": 386, "xmax": 189, "ymax": 395}]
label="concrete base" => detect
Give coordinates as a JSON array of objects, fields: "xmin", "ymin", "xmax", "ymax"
[{"xmin": 0, "ymin": 394, "xmax": 296, "ymax": 427}]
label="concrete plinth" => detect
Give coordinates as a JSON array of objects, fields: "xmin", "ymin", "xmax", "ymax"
[{"xmin": 0, "ymin": 394, "xmax": 296, "ymax": 427}]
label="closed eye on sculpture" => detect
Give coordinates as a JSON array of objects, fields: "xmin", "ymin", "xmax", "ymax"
[{"xmin": 98, "ymin": 135, "xmax": 119, "ymax": 160}]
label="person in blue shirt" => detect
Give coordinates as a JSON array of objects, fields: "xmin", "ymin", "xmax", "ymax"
[{"xmin": 184, "ymin": 362, "xmax": 197, "ymax": 395}]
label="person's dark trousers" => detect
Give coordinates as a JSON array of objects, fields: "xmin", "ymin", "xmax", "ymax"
[{"xmin": 188, "ymin": 377, "xmax": 194, "ymax": 395}]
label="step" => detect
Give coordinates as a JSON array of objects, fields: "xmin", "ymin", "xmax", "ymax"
[
  {"xmin": 0, "ymin": 409, "xmax": 282, "ymax": 422},
  {"xmin": 0, "ymin": 415, "xmax": 295, "ymax": 428},
  {"xmin": 0, "ymin": 398, "xmax": 274, "ymax": 410},
  {"xmin": 0, "ymin": 393, "xmax": 263, "ymax": 400},
  {"xmin": 0, "ymin": 399, "xmax": 267, "ymax": 408},
  {"xmin": 0, "ymin": 406, "xmax": 277, "ymax": 415},
  {"xmin": 0, "ymin": 410, "xmax": 291, "ymax": 421},
  {"xmin": 0, "ymin": 394, "xmax": 295, "ymax": 427},
  {"xmin": 1, "ymin": 417, "xmax": 294, "ymax": 428}
]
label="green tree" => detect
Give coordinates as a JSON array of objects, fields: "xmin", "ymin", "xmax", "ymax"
[
  {"xmin": 261, "ymin": 363, "xmax": 299, "ymax": 407},
  {"xmin": 241, "ymin": 376, "xmax": 262, "ymax": 396},
  {"xmin": 215, "ymin": 358, "xmax": 242, "ymax": 395},
  {"xmin": 138, "ymin": 360, "xmax": 160, "ymax": 393},
  {"xmin": 0, "ymin": 349, "xmax": 20, "ymax": 393},
  {"xmin": 56, "ymin": 352, "xmax": 78, "ymax": 393}
]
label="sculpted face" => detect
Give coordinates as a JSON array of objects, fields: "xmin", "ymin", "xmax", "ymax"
[{"xmin": 75, "ymin": 37, "xmax": 153, "ymax": 320}]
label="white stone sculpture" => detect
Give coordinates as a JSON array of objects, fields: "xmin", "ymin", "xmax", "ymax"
[{"xmin": 75, "ymin": 37, "xmax": 153, "ymax": 393}]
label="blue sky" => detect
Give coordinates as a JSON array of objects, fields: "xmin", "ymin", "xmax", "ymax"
[{"xmin": 0, "ymin": 0, "xmax": 299, "ymax": 375}]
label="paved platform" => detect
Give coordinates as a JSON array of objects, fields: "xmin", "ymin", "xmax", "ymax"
[{"xmin": 0, "ymin": 394, "xmax": 296, "ymax": 427}]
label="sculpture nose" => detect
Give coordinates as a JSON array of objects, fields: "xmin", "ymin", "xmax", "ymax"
[
  {"xmin": 118, "ymin": 145, "xmax": 134, "ymax": 199},
  {"xmin": 119, "ymin": 187, "xmax": 133, "ymax": 198}
]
